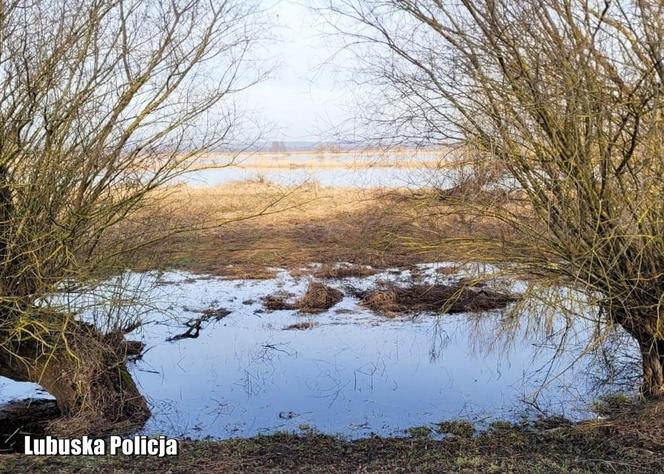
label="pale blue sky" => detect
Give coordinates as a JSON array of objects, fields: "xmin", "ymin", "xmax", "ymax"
[{"xmin": 243, "ymin": 1, "xmax": 350, "ymax": 142}]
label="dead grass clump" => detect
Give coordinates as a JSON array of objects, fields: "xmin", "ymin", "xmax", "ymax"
[
  {"xmin": 263, "ymin": 283, "xmax": 344, "ymax": 313},
  {"xmin": 313, "ymin": 264, "xmax": 377, "ymax": 279},
  {"xmin": 436, "ymin": 420, "xmax": 475, "ymax": 438},
  {"xmin": 218, "ymin": 265, "xmax": 277, "ymax": 280},
  {"xmin": 283, "ymin": 322, "xmax": 316, "ymax": 331},
  {"xmin": 361, "ymin": 283, "xmax": 515, "ymax": 316},
  {"xmin": 262, "ymin": 293, "xmax": 296, "ymax": 311},
  {"xmin": 201, "ymin": 308, "xmax": 232, "ymax": 319},
  {"xmin": 361, "ymin": 289, "xmax": 401, "ymax": 315},
  {"xmin": 297, "ymin": 282, "xmax": 343, "ymax": 313}
]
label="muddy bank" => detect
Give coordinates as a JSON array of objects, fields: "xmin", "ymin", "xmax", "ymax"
[
  {"xmin": 0, "ymin": 399, "xmax": 60, "ymax": 453},
  {"xmin": 262, "ymin": 278, "xmax": 516, "ymax": 318},
  {"xmin": 2, "ymin": 399, "xmax": 662, "ymax": 473},
  {"xmin": 359, "ymin": 282, "xmax": 516, "ymax": 316}
]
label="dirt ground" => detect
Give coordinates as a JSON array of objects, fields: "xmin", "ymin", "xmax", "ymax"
[{"xmin": 2, "ymin": 398, "xmax": 663, "ymax": 473}]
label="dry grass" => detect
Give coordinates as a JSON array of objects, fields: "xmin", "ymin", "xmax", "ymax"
[
  {"xmin": 312, "ymin": 263, "xmax": 378, "ymax": 279},
  {"xmin": 283, "ymin": 321, "xmax": 316, "ymax": 331},
  {"xmin": 297, "ymin": 283, "xmax": 343, "ymax": 313},
  {"xmin": 4, "ymin": 399, "xmax": 664, "ymax": 472},
  {"xmin": 111, "ymin": 181, "xmax": 511, "ymax": 278},
  {"xmin": 211, "ymin": 160, "xmax": 439, "ymax": 170},
  {"xmin": 195, "ymin": 147, "xmax": 450, "ymax": 170},
  {"xmin": 360, "ymin": 283, "xmax": 517, "ymax": 317},
  {"xmin": 261, "ymin": 292, "xmax": 295, "ymax": 311},
  {"xmin": 262, "ymin": 282, "xmax": 343, "ymax": 313}
]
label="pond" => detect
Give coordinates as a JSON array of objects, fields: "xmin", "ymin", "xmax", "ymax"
[{"xmin": 0, "ymin": 264, "xmax": 638, "ymax": 439}]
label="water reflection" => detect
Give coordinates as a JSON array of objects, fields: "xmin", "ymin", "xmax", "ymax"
[
  {"xmin": 134, "ymin": 266, "xmax": 636, "ymax": 438},
  {"xmin": 0, "ymin": 264, "xmax": 638, "ymax": 438}
]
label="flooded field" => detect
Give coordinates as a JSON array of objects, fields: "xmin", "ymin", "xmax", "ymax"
[
  {"xmin": 181, "ymin": 165, "xmax": 451, "ymax": 188},
  {"xmin": 180, "ymin": 151, "xmax": 456, "ymax": 188},
  {"xmin": 0, "ymin": 264, "xmax": 637, "ymax": 440}
]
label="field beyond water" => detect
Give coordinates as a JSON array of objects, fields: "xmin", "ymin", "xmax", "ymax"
[{"xmin": 118, "ymin": 180, "xmax": 507, "ymax": 277}]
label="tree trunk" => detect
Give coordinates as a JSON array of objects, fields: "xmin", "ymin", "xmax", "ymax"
[
  {"xmin": 1, "ymin": 167, "xmax": 148, "ymax": 434},
  {"xmin": 639, "ymin": 337, "xmax": 664, "ymax": 398},
  {"xmin": 612, "ymin": 310, "xmax": 664, "ymax": 399},
  {"xmin": 0, "ymin": 320, "xmax": 149, "ymax": 436}
]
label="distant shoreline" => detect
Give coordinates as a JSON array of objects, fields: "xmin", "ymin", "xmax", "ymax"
[
  {"xmin": 192, "ymin": 147, "xmax": 459, "ymax": 170},
  {"xmin": 192, "ymin": 160, "xmax": 446, "ymax": 170},
  {"xmin": 205, "ymin": 145, "xmax": 454, "ymax": 159}
]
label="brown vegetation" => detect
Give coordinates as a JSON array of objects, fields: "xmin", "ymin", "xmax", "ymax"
[
  {"xmin": 195, "ymin": 147, "xmax": 447, "ymax": 170},
  {"xmin": 283, "ymin": 322, "xmax": 316, "ymax": 331},
  {"xmin": 360, "ymin": 283, "xmax": 516, "ymax": 317},
  {"xmin": 4, "ymin": 399, "xmax": 664, "ymax": 472},
  {"xmin": 312, "ymin": 263, "xmax": 377, "ymax": 279},
  {"xmin": 215, "ymin": 266, "xmax": 278, "ymax": 280},
  {"xmin": 262, "ymin": 282, "xmax": 344, "ymax": 313},
  {"xmin": 297, "ymin": 283, "xmax": 344, "ymax": 313},
  {"xmin": 116, "ymin": 181, "xmax": 511, "ymax": 278}
]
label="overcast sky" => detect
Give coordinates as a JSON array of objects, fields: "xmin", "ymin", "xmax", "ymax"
[{"xmin": 242, "ymin": 1, "xmax": 350, "ymax": 143}]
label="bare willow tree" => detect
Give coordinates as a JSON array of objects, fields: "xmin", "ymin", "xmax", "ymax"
[
  {"xmin": 326, "ymin": 0, "xmax": 664, "ymax": 396},
  {"xmin": 0, "ymin": 0, "xmax": 266, "ymax": 432}
]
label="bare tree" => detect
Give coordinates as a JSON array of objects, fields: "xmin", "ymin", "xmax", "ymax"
[
  {"xmin": 326, "ymin": 0, "xmax": 664, "ymax": 396},
  {"xmin": 0, "ymin": 0, "xmax": 266, "ymax": 432}
]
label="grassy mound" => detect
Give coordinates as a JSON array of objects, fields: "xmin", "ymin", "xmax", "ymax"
[
  {"xmin": 361, "ymin": 283, "xmax": 516, "ymax": 316},
  {"xmin": 262, "ymin": 282, "xmax": 343, "ymax": 313},
  {"xmin": 297, "ymin": 283, "xmax": 343, "ymax": 313}
]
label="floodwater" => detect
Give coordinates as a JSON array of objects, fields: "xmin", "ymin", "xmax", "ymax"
[
  {"xmin": 182, "ymin": 165, "xmax": 451, "ymax": 188},
  {"xmin": 0, "ymin": 264, "xmax": 637, "ymax": 439}
]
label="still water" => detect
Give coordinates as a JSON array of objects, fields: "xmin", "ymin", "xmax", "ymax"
[
  {"xmin": 0, "ymin": 264, "xmax": 636, "ymax": 439},
  {"xmin": 181, "ymin": 166, "xmax": 451, "ymax": 188}
]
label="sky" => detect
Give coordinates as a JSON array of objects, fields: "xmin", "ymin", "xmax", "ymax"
[{"xmin": 242, "ymin": 1, "xmax": 351, "ymax": 143}]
